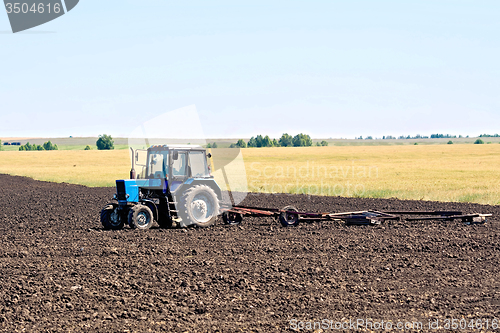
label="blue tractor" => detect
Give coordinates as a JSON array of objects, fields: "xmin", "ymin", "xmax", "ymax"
[{"xmin": 100, "ymin": 145, "xmax": 222, "ymax": 230}]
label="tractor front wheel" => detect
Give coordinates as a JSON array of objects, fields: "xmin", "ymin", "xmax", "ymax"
[
  {"xmin": 101, "ymin": 204, "xmax": 125, "ymax": 230},
  {"xmin": 179, "ymin": 185, "xmax": 220, "ymax": 227},
  {"xmin": 128, "ymin": 205, "xmax": 154, "ymax": 230}
]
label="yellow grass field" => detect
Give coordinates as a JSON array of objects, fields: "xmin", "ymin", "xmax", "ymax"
[
  {"xmin": 1, "ymin": 145, "xmax": 499, "ymax": 205},
  {"xmin": 0, "ymin": 150, "xmax": 131, "ymax": 187},
  {"xmin": 242, "ymin": 145, "xmax": 500, "ymax": 205}
]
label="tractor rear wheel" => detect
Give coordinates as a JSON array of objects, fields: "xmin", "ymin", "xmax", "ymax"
[
  {"xmin": 128, "ymin": 205, "xmax": 154, "ymax": 230},
  {"xmin": 179, "ymin": 185, "xmax": 219, "ymax": 227},
  {"xmin": 279, "ymin": 206, "xmax": 300, "ymax": 227},
  {"xmin": 101, "ymin": 204, "xmax": 125, "ymax": 230}
]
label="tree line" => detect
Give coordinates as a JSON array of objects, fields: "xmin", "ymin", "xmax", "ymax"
[
  {"xmin": 14, "ymin": 134, "xmax": 116, "ymax": 151},
  {"xmin": 378, "ymin": 134, "xmax": 465, "ymax": 140},
  {"xmin": 225, "ymin": 134, "xmax": 328, "ymax": 148},
  {"xmin": 19, "ymin": 141, "xmax": 58, "ymax": 151}
]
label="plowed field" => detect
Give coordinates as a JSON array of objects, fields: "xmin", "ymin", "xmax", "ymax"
[{"xmin": 0, "ymin": 174, "xmax": 499, "ymax": 332}]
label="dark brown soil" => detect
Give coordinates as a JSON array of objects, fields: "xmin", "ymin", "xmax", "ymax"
[{"xmin": 0, "ymin": 174, "xmax": 499, "ymax": 332}]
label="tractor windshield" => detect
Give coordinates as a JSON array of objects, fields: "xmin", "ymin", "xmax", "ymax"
[
  {"xmin": 189, "ymin": 151, "xmax": 210, "ymax": 177},
  {"xmin": 148, "ymin": 150, "xmax": 169, "ymax": 179}
]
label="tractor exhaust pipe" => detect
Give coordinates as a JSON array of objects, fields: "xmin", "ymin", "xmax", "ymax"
[{"xmin": 130, "ymin": 147, "xmax": 136, "ymax": 179}]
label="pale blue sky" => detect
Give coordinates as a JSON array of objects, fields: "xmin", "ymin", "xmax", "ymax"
[{"xmin": 1, "ymin": 0, "xmax": 499, "ymax": 139}]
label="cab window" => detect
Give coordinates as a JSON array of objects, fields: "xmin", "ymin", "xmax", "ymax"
[
  {"xmin": 172, "ymin": 152, "xmax": 187, "ymax": 177},
  {"xmin": 148, "ymin": 151, "xmax": 168, "ymax": 178},
  {"xmin": 189, "ymin": 151, "xmax": 209, "ymax": 177}
]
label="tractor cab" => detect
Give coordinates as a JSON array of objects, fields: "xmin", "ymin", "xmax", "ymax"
[
  {"xmin": 139, "ymin": 145, "xmax": 211, "ymax": 181},
  {"xmin": 101, "ymin": 145, "xmax": 221, "ymax": 230},
  {"xmin": 134, "ymin": 145, "xmax": 213, "ymax": 194}
]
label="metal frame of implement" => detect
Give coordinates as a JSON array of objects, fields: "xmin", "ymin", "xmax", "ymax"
[{"xmin": 221, "ymin": 205, "xmax": 492, "ymax": 226}]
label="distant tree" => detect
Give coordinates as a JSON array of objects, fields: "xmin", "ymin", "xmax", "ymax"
[
  {"xmin": 84, "ymin": 145, "xmax": 93, "ymax": 150},
  {"xmin": 36, "ymin": 145, "xmax": 45, "ymax": 151},
  {"xmin": 414, "ymin": 143, "xmax": 418, "ymax": 145},
  {"xmin": 212, "ymin": 142, "xmax": 218, "ymax": 148},
  {"xmin": 279, "ymin": 133, "xmax": 293, "ymax": 147},
  {"xmin": 272, "ymin": 138, "xmax": 279, "ymax": 147},
  {"xmin": 247, "ymin": 137, "xmax": 257, "ymax": 147},
  {"xmin": 236, "ymin": 139, "xmax": 247, "ymax": 148},
  {"xmin": 0, "ymin": 139, "xmax": 2, "ymax": 151},
  {"xmin": 96, "ymin": 134, "xmax": 114, "ymax": 150},
  {"xmin": 292, "ymin": 133, "xmax": 312, "ymax": 147},
  {"xmin": 206, "ymin": 143, "xmax": 212, "ymax": 148},
  {"xmin": 43, "ymin": 141, "xmax": 58, "ymax": 150},
  {"xmin": 447, "ymin": 140, "xmax": 453, "ymax": 144},
  {"xmin": 262, "ymin": 135, "xmax": 273, "ymax": 147},
  {"xmin": 366, "ymin": 136, "xmax": 373, "ymax": 140},
  {"xmin": 321, "ymin": 140, "xmax": 328, "ymax": 146},
  {"xmin": 316, "ymin": 142, "xmax": 321, "ymax": 146},
  {"xmin": 474, "ymin": 139, "xmax": 484, "ymax": 144},
  {"xmin": 255, "ymin": 135, "xmax": 264, "ymax": 147}
]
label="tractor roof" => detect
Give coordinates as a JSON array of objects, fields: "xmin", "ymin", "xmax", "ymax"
[{"xmin": 148, "ymin": 144, "xmax": 204, "ymax": 150}]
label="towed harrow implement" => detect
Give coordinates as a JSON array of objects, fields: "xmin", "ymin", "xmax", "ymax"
[{"xmin": 221, "ymin": 205, "xmax": 492, "ymax": 227}]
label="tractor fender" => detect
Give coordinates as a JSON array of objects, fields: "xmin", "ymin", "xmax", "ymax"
[
  {"xmin": 100, "ymin": 202, "xmax": 118, "ymax": 215},
  {"xmin": 103, "ymin": 202, "xmax": 118, "ymax": 210},
  {"xmin": 139, "ymin": 199, "xmax": 159, "ymax": 222},
  {"xmin": 175, "ymin": 179, "xmax": 222, "ymax": 201}
]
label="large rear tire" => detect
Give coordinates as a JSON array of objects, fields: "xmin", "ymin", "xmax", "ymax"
[
  {"xmin": 179, "ymin": 185, "xmax": 220, "ymax": 227},
  {"xmin": 101, "ymin": 204, "xmax": 125, "ymax": 230},
  {"xmin": 128, "ymin": 205, "xmax": 154, "ymax": 230}
]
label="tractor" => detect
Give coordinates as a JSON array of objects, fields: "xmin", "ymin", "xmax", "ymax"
[{"xmin": 100, "ymin": 145, "xmax": 222, "ymax": 230}]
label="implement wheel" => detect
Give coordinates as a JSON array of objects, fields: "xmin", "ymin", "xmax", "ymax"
[
  {"xmin": 128, "ymin": 205, "xmax": 154, "ymax": 230},
  {"xmin": 279, "ymin": 206, "xmax": 300, "ymax": 227},
  {"xmin": 222, "ymin": 211, "xmax": 243, "ymax": 225},
  {"xmin": 101, "ymin": 204, "xmax": 125, "ymax": 230}
]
